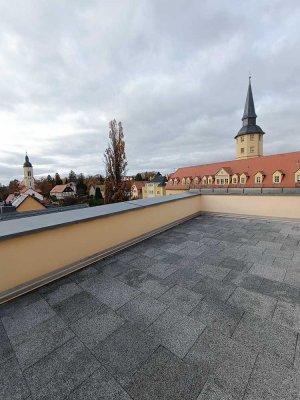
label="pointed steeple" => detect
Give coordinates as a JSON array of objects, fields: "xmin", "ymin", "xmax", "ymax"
[
  {"xmin": 23, "ymin": 152, "xmax": 32, "ymax": 168},
  {"xmin": 235, "ymin": 77, "xmax": 264, "ymax": 138},
  {"xmin": 242, "ymin": 76, "xmax": 257, "ymax": 124}
]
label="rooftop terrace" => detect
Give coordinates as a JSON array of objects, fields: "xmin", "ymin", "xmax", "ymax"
[{"xmin": 1, "ymin": 214, "xmax": 300, "ymax": 399}]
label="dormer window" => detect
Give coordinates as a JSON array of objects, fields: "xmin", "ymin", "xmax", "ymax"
[
  {"xmin": 186, "ymin": 178, "xmax": 191, "ymax": 185},
  {"xmin": 182, "ymin": 178, "xmax": 186, "ymax": 185},
  {"xmin": 194, "ymin": 177, "xmax": 199, "ymax": 185},
  {"xmin": 273, "ymin": 170, "xmax": 284, "ymax": 184}
]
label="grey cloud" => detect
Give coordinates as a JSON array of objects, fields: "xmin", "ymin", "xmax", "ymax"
[{"xmin": 1, "ymin": 0, "xmax": 300, "ymax": 183}]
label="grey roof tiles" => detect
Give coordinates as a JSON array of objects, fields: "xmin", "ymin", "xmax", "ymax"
[{"xmin": 1, "ymin": 214, "xmax": 300, "ymax": 399}]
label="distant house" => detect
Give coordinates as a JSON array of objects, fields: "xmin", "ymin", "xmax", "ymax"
[
  {"xmin": 67, "ymin": 182, "xmax": 77, "ymax": 194},
  {"xmin": 12, "ymin": 194, "xmax": 46, "ymax": 213},
  {"xmin": 142, "ymin": 174, "xmax": 167, "ymax": 198},
  {"xmin": 50, "ymin": 185, "xmax": 75, "ymax": 200},
  {"xmin": 89, "ymin": 185, "xmax": 105, "ymax": 198},
  {"xmin": 131, "ymin": 181, "xmax": 149, "ymax": 199},
  {"xmin": 5, "ymin": 188, "xmax": 43, "ymax": 204}
]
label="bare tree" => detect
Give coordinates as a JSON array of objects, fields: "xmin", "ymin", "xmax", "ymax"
[{"xmin": 104, "ymin": 120, "xmax": 128, "ymax": 204}]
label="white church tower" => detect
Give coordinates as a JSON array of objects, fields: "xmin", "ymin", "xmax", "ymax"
[{"xmin": 23, "ymin": 153, "xmax": 35, "ymax": 189}]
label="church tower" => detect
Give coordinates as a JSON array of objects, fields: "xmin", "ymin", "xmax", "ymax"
[
  {"xmin": 235, "ymin": 77, "xmax": 265, "ymax": 159},
  {"xmin": 23, "ymin": 153, "xmax": 35, "ymax": 189}
]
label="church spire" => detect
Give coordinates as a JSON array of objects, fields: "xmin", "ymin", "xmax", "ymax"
[
  {"xmin": 242, "ymin": 76, "xmax": 257, "ymax": 125},
  {"xmin": 235, "ymin": 77, "xmax": 265, "ymax": 159},
  {"xmin": 235, "ymin": 77, "xmax": 264, "ymax": 138}
]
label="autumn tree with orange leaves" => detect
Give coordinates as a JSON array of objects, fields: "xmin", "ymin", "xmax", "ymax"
[{"xmin": 104, "ymin": 120, "xmax": 129, "ymax": 204}]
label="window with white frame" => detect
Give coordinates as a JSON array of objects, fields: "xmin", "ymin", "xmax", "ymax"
[
  {"xmin": 194, "ymin": 177, "xmax": 199, "ymax": 185},
  {"xmin": 182, "ymin": 178, "xmax": 186, "ymax": 185}
]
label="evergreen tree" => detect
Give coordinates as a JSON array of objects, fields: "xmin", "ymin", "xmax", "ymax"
[{"xmin": 54, "ymin": 173, "xmax": 63, "ymax": 185}]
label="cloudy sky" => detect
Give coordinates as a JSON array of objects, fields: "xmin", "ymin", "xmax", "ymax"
[{"xmin": 1, "ymin": 0, "xmax": 300, "ymax": 184}]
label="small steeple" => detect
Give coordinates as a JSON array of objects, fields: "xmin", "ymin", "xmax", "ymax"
[
  {"xmin": 235, "ymin": 77, "xmax": 264, "ymax": 138},
  {"xmin": 23, "ymin": 152, "xmax": 32, "ymax": 168},
  {"xmin": 242, "ymin": 76, "xmax": 257, "ymax": 125}
]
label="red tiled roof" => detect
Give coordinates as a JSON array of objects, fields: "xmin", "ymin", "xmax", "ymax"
[
  {"xmin": 50, "ymin": 185, "xmax": 68, "ymax": 193},
  {"xmin": 167, "ymin": 151, "xmax": 300, "ymax": 189}
]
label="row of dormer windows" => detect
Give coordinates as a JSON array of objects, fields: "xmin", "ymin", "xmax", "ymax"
[{"xmin": 169, "ymin": 171, "xmax": 300, "ymax": 185}]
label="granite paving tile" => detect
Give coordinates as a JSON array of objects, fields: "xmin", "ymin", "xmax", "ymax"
[
  {"xmin": 219, "ymin": 257, "xmax": 252, "ymax": 272},
  {"xmin": 37, "ymin": 277, "xmax": 82, "ymax": 306},
  {"xmin": 71, "ymin": 306, "xmax": 125, "ymax": 349},
  {"xmin": 222, "ymin": 270, "xmax": 264, "ymax": 291},
  {"xmin": 232, "ymin": 313, "xmax": 297, "ymax": 364},
  {"xmin": 264, "ymin": 248, "xmax": 294, "ymax": 260},
  {"xmin": 272, "ymin": 300, "xmax": 300, "ymax": 332},
  {"xmin": 93, "ymin": 322, "xmax": 159, "ymax": 386},
  {"xmin": 65, "ymin": 366, "xmax": 133, "ymax": 400},
  {"xmin": 190, "ymin": 298, "xmax": 244, "ymax": 336},
  {"xmin": 117, "ymin": 268, "xmax": 170, "ymax": 298},
  {"xmin": 158, "ymin": 285, "xmax": 203, "ymax": 315},
  {"xmin": 146, "ymin": 261, "xmax": 180, "ymax": 279},
  {"xmin": 95, "ymin": 260, "xmax": 130, "ymax": 277},
  {"xmin": 24, "ymin": 337, "xmax": 100, "ymax": 400},
  {"xmin": 126, "ymin": 346, "xmax": 209, "ymax": 400},
  {"xmin": 146, "ymin": 308, "xmax": 205, "ymax": 358},
  {"xmin": 0, "ymin": 320, "xmax": 13, "ymax": 365},
  {"xmin": 116, "ymin": 293, "xmax": 168, "ymax": 330},
  {"xmin": 227, "ymin": 287, "xmax": 277, "ymax": 319},
  {"xmin": 81, "ymin": 274, "xmax": 140, "ymax": 310},
  {"xmin": 127, "ymin": 255, "xmax": 156, "ymax": 269},
  {"xmin": 249, "ymin": 263, "xmax": 286, "ymax": 282},
  {"xmin": 0, "ymin": 357, "xmax": 30, "ymax": 400},
  {"xmin": 192, "ymin": 276, "xmax": 236, "ymax": 302},
  {"xmin": 294, "ymin": 335, "xmax": 300, "ymax": 370},
  {"xmin": 185, "ymin": 328, "xmax": 257, "ymax": 398},
  {"xmin": 284, "ymin": 269, "xmax": 300, "ymax": 287},
  {"xmin": 1, "ymin": 298, "xmax": 55, "ymax": 338},
  {"xmin": 244, "ymin": 353, "xmax": 300, "ymax": 400},
  {"xmin": 52, "ymin": 291, "xmax": 105, "ymax": 324},
  {"xmin": 197, "ymin": 377, "xmax": 236, "ymax": 400},
  {"xmin": 0, "ymin": 292, "xmax": 41, "ymax": 318},
  {"xmin": 195, "ymin": 264, "xmax": 231, "ymax": 281},
  {"xmin": 162, "ymin": 268, "xmax": 203, "ymax": 289},
  {"xmin": 256, "ymin": 240, "xmax": 283, "ymax": 250},
  {"xmin": 257, "ymin": 279, "xmax": 300, "ymax": 305},
  {"xmin": 10, "ymin": 315, "xmax": 74, "ymax": 370},
  {"xmin": 69, "ymin": 266, "xmax": 100, "ymax": 283}
]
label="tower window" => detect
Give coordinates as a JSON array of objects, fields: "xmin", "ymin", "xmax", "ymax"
[
  {"xmin": 250, "ymin": 134, "xmax": 255, "ymax": 141},
  {"xmin": 241, "ymin": 148, "xmax": 244, "ymax": 154},
  {"xmin": 241, "ymin": 136, "xmax": 244, "ymax": 142},
  {"xmin": 250, "ymin": 146, "xmax": 255, "ymax": 153}
]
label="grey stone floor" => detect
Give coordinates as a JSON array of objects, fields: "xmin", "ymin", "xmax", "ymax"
[{"xmin": 1, "ymin": 214, "xmax": 300, "ymax": 400}]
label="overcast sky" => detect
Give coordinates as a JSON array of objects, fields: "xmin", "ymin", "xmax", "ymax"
[{"xmin": 1, "ymin": 0, "xmax": 300, "ymax": 184}]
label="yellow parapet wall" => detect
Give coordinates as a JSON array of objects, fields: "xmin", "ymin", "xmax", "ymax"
[
  {"xmin": 0, "ymin": 195, "xmax": 200, "ymax": 302},
  {"xmin": 200, "ymin": 194, "xmax": 300, "ymax": 219}
]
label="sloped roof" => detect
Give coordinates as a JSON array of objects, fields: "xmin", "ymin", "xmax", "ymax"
[
  {"xmin": 167, "ymin": 151, "xmax": 300, "ymax": 189},
  {"xmin": 50, "ymin": 185, "xmax": 74, "ymax": 193}
]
